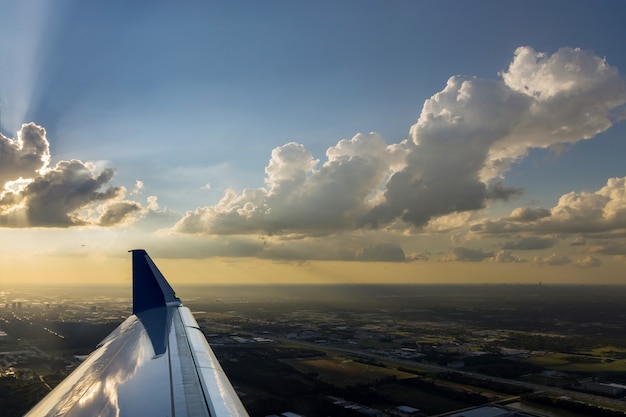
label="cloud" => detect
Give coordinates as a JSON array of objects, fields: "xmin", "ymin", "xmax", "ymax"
[
  {"xmin": 356, "ymin": 243, "xmax": 406, "ymax": 262},
  {"xmin": 489, "ymin": 46, "xmax": 626, "ymax": 171},
  {"xmin": 129, "ymin": 180, "xmax": 144, "ymax": 196},
  {"xmin": 22, "ymin": 161, "xmax": 121, "ymax": 226},
  {"xmin": 442, "ymin": 247, "xmax": 494, "ymax": 262},
  {"xmin": 584, "ymin": 241, "xmax": 626, "ymax": 256},
  {"xmin": 97, "ymin": 201, "xmax": 142, "ymax": 226},
  {"xmin": 176, "ymin": 133, "xmax": 400, "ymax": 235},
  {"xmin": 545, "ymin": 177, "xmax": 626, "ymax": 233},
  {"xmin": 0, "ymin": 123, "xmax": 144, "ymax": 227},
  {"xmin": 177, "ymin": 46, "xmax": 626, "ymax": 237},
  {"xmin": 533, "ymin": 253, "xmax": 572, "ymax": 266},
  {"xmin": 491, "ymin": 250, "xmax": 526, "ymax": 263},
  {"xmin": 574, "ymin": 255, "xmax": 601, "ymax": 268},
  {"xmin": 369, "ymin": 46, "xmax": 625, "ymax": 228},
  {"xmin": 614, "ymin": 255, "xmax": 626, "ymax": 265},
  {"xmin": 502, "ymin": 236, "xmax": 555, "ymax": 250},
  {"xmin": 508, "ymin": 207, "xmax": 551, "ymax": 222},
  {"xmin": 473, "ymin": 177, "xmax": 626, "ymax": 236},
  {"xmin": 0, "ymin": 123, "xmax": 50, "ymax": 184}
]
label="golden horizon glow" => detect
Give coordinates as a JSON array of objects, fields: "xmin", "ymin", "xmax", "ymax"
[{"xmin": 1, "ymin": 254, "xmax": 625, "ymax": 287}]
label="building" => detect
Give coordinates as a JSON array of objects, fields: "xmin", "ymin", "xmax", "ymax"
[{"xmin": 393, "ymin": 405, "xmax": 423, "ymax": 417}]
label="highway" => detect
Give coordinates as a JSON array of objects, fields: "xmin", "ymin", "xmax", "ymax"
[{"xmin": 273, "ymin": 336, "xmax": 626, "ymax": 413}]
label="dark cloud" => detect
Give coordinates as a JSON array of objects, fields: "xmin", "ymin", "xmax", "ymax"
[
  {"xmin": 0, "ymin": 124, "xmax": 145, "ymax": 227},
  {"xmin": 509, "ymin": 207, "xmax": 551, "ymax": 222},
  {"xmin": 485, "ymin": 182, "xmax": 523, "ymax": 201},
  {"xmin": 23, "ymin": 161, "xmax": 120, "ymax": 226},
  {"xmin": 356, "ymin": 243, "xmax": 406, "ymax": 262},
  {"xmin": 443, "ymin": 247, "xmax": 494, "ymax": 262},
  {"xmin": 98, "ymin": 201, "xmax": 142, "ymax": 226},
  {"xmin": 585, "ymin": 241, "xmax": 626, "ymax": 255}
]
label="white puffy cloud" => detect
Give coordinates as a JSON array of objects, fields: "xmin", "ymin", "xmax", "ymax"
[
  {"xmin": 368, "ymin": 46, "xmax": 626, "ymax": 228},
  {"xmin": 130, "ymin": 180, "xmax": 144, "ymax": 196},
  {"xmin": 574, "ymin": 255, "xmax": 601, "ymax": 268},
  {"xmin": 473, "ymin": 177, "xmax": 626, "ymax": 236},
  {"xmin": 533, "ymin": 253, "xmax": 572, "ymax": 266},
  {"xmin": 487, "ymin": 47, "xmax": 626, "ymax": 174},
  {"xmin": 177, "ymin": 46, "xmax": 625, "ymax": 238},
  {"xmin": 491, "ymin": 250, "xmax": 526, "ymax": 263},
  {"xmin": 176, "ymin": 132, "xmax": 401, "ymax": 235},
  {"xmin": 0, "ymin": 124, "xmax": 144, "ymax": 227},
  {"xmin": 0, "ymin": 123, "xmax": 50, "ymax": 183}
]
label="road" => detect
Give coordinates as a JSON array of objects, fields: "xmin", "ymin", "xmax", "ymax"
[{"xmin": 273, "ymin": 336, "xmax": 626, "ymax": 412}]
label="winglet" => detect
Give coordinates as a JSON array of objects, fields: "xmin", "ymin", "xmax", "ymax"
[{"xmin": 130, "ymin": 249, "xmax": 181, "ymax": 314}]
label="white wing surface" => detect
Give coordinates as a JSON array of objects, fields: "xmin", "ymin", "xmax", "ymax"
[{"xmin": 25, "ymin": 249, "xmax": 249, "ymax": 417}]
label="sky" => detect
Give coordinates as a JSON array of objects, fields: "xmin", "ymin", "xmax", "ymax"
[{"xmin": 1, "ymin": 0, "xmax": 626, "ymax": 286}]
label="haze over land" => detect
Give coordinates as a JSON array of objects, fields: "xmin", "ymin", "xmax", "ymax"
[{"xmin": 1, "ymin": 1, "xmax": 626, "ymax": 285}]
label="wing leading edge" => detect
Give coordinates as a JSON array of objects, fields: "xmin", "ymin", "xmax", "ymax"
[{"xmin": 25, "ymin": 249, "xmax": 249, "ymax": 417}]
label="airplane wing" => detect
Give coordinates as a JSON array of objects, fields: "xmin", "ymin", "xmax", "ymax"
[{"xmin": 25, "ymin": 249, "xmax": 249, "ymax": 417}]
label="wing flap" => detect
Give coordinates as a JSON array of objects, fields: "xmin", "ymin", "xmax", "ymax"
[{"xmin": 179, "ymin": 306, "xmax": 249, "ymax": 416}]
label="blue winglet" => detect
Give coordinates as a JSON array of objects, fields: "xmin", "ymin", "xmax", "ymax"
[{"xmin": 130, "ymin": 249, "xmax": 181, "ymax": 314}]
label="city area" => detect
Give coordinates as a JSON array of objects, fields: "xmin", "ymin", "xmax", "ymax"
[{"xmin": 2, "ymin": 284, "xmax": 626, "ymax": 417}]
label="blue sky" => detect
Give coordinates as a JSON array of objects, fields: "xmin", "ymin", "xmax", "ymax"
[{"xmin": 1, "ymin": 1, "xmax": 626, "ymax": 284}]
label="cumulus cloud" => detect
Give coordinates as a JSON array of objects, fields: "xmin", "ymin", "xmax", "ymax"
[
  {"xmin": 533, "ymin": 253, "xmax": 572, "ymax": 266},
  {"xmin": 574, "ymin": 255, "xmax": 601, "ymax": 268},
  {"xmin": 130, "ymin": 180, "xmax": 144, "ymax": 196},
  {"xmin": 614, "ymin": 255, "xmax": 626, "ymax": 264},
  {"xmin": 584, "ymin": 241, "xmax": 626, "ymax": 256},
  {"xmin": 0, "ymin": 123, "xmax": 50, "ymax": 184},
  {"xmin": 369, "ymin": 47, "xmax": 625, "ymax": 228},
  {"xmin": 97, "ymin": 201, "xmax": 142, "ymax": 226},
  {"xmin": 491, "ymin": 250, "xmax": 526, "ymax": 263},
  {"xmin": 485, "ymin": 46, "xmax": 626, "ymax": 175},
  {"xmin": 509, "ymin": 207, "xmax": 551, "ymax": 222},
  {"xmin": 474, "ymin": 177, "xmax": 626, "ymax": 236},
  {"xmin": 177, "ymin": 46, "xmax": 626, "ymax": 237},
  {"xmin": 176, "ymin": 133, "xmax": 401, "ymax": 235},
  {"xmin": 0, "ymin": 123, "xmax": 143, "ymax": 227},
  {"xmin": 442, "ymin": 247, "xmax": 494, "ymax": 262}
]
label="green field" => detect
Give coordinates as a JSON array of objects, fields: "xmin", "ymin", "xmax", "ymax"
[
  {"xmin": 581, "ymin": 346, "xmax": 626, "ymax": 358},
  {"xmin": 286, "ymin": 356, "xmax": 415, "ymax": 387},
  {"xmin": 525, "ymin": 353, "xmax": 626, "ymax": 372}
]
